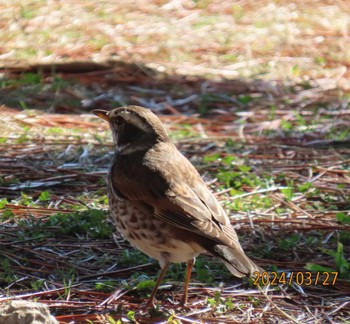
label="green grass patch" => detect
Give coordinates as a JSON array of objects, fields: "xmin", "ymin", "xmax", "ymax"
[{"xmin": 46, "ymin": 209, "xmax": 112, "ymax": 239}]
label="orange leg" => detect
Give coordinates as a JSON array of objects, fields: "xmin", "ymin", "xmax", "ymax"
[
  {"xmin": 145, "ymin": 262, "xmax": 169, "ymax": 309},
  {"xmin": 180, "ymin": 259, "xmax": 194, "ymax": 306}
]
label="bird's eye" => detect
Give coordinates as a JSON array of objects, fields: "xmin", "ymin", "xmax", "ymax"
[{"xmin": 115, "ymin": 117, "xmax": 124, "ymax": 125}]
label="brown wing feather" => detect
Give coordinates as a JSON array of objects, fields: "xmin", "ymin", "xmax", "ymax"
[{"xmin": 110, "ymin": 142, "xmax": 241, "ymax": 248}]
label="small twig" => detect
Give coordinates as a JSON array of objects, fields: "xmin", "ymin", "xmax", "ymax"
[
  {"xmin": 327, "ymin": 301, "xmax": 350, "ymax": 316},
  {"xmin": 258, "ymin": 285, "xmax": 300, "ymax": 324},
  {"xmin": 228, "ymin": 186, "xmax": 289, "ymax": 200}
]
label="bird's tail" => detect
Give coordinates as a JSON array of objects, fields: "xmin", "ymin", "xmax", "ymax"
[{"xmin": 211, "ymin": 244, "xmax": 263, "ymax": 278}]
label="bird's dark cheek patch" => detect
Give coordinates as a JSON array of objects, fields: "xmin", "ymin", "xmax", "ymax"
[{"xmin": 118, "ymin": 123, "xmax": 142, "ymax": 146}]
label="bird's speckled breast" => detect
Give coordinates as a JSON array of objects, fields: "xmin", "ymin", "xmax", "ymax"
[{"xmin": 107, "ymin": 183, "xmax": 204, "ymax": 264}]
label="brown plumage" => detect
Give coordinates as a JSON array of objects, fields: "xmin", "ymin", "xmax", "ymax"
[{"xmin": 93, "ymin": 106, "xmax": 262, "ymax": 308}]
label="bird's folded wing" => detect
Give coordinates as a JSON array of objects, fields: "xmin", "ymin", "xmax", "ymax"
[{"xmin": 110, "ymin": 142, "xmax": 241, "ymax": 247}]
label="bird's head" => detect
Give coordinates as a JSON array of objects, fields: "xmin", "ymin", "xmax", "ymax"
[{"xmin": 92, "ymin": 106, "xmax": 170, "ymax": 154}]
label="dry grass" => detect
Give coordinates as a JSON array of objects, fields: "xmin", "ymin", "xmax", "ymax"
[
  {"xmin": 1, "ymin": 0, "xmax": 350, "ymax": 84},
  {"xmin": 1, "ymin": 87, "xmax": 350, "ymax": 322}
]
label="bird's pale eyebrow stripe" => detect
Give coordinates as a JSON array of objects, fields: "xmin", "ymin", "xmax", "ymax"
[{"xmin": 119, "ymin": 112, "xmax": 152, "ymax": 133}]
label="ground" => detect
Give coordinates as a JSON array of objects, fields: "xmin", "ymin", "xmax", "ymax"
[{"xmin": 0, "ymin": 1, "xmax": 349, "ymax": 323}]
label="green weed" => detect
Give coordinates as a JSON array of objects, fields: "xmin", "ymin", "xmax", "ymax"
[
  {"xmin": 298, "ymin": 182, "xmax": 313, "ymax": 193},
  {"xmin": 31, "ymin": 279, "xmax": 45, "ymax": 290},
  {"xmin": 56, "ymin": 271, "xmax": 76, "ymax": 300},
  {"xmin": 126, "ymin": 311, "xmax": 136, "ymax": 322},
  {"xmin": 336, "ymin": 212, "xmax": 350, "ymax": 224},
  {"xmin": 135, "ymin": 279, "xmax": 156, "ymax": 291},
  {"xmin": 38, "ymin": 191, "xmax": 51, "ymax": 202},
  {"xmin": 237, "ymin": 94, "xmax": 253, "ymax": 105},
  {"xmin": 0, "ymin": 198, "xmax": 9, "ymax": 209},
  {"xmin": 0, "ymin": 208, "xmax": 15, "ymax": 221},
  {"xmin": 3, "ymin": 199, "xmax": 93, "ymax": 243},
  {"xmin": 118, "ymin": 249, "xmax": 150, "ymax": 267},
  {"xmin": 95, "ymin": 280, "xmax": 119, "ymax": 293},
  {"xmin": 46, "ymin": 209, "xmax": 112, "ymax": 239},
  {"xmin": 169, "ymin": 124, "xmax": 199, "ymax": 140},
  {"xmin": 306, "ymin": 242, "xmax": 350, "ymax": 279},
  {"xmin": 0, "ymin": 258, "xmax": 17, "ymax": 284},
  {"xmin": 278, "ymin": 234, "xmax": 301, "ymax": 251},
  {"xmin": 207, "ymin": 291, "xmax": 236, "ymax": 313},
  {"xmin": 195, "ymin": 256, "xmax": 230, "ymax": 283}
]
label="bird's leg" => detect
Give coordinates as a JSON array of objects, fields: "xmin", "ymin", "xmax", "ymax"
[
  {"xmin": 145, "ymin": 261, "xmax": 169, "ymax": 309},
  {"xmin": 180, "ymin": 258, "xmax": 195, "ymax": 306}
]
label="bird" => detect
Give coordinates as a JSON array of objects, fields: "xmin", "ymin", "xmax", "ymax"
[{"xmin": 92, "ymin": 105, "xmax": 262, "ymax": 308}]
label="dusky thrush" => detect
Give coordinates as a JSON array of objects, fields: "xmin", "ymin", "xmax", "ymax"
[{"xmin": 93, "ymin": 106, "xmax": 262, "ymax": 308}]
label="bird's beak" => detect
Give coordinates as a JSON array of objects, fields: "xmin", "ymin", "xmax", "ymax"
[{"xmin": 92, "ymin": 109, "xmax": 110, "ymax": 122}]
